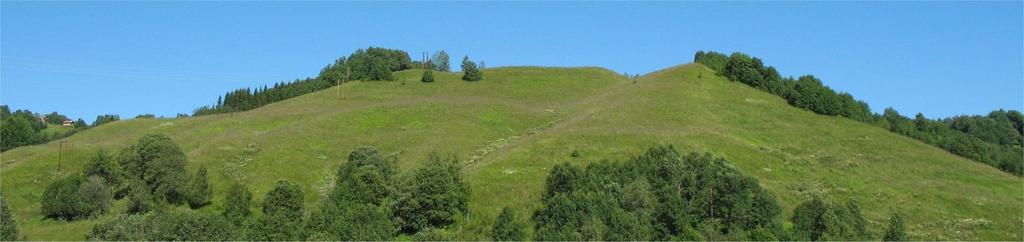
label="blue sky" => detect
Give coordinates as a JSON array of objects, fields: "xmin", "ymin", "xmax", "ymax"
[{"xmin": 2, "ymin": 1, "xmax": 1021, "ymax": 123}]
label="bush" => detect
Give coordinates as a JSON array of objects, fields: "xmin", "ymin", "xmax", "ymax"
[
  {"xmin": 306, "ymin": 203, "xmax": 394, "ymax": 240},
  {"xmin": 118, "ymin": 133, "xmax": 190, "ymax": 204},
  {"xmin": 492, "ymin": 207, "xmax": 526, "ymax": 241},
  {"xmin": 884, "ymin": 211, "xmax": 907, "ymax": 241},
  {"xmin": 41, "ymin": 175, "xmax": 87, "ymax": 219},
  {"xmin": 151, "ymin": 209, "xmax": 237, "ymax": 241},
  {"xmin": 86, "ymin": 213, "xmax": 155, "ymax": 240},
  {"xmin": 0, "ymin": 195, "xmax": 17, "ymax": 241},
  {"xmin": 461, "ymin": 55, "xmax": 483, "ymax": 82},
  {"xmin": 393, "ymin": 153, "xmax": 470, "ymax": 233},
  {"xmin": 532, "ymin": 145, "xmax": 783, "ymax": 240},
  {"xmin": 790, "ymin": 197, "xmax": 870, "ymax": 241},
  {"xmin": 421, "ymin": 70, "xmax": 434, "ymax": 83},
  {"xmin": 187, "ymin": 165, "xmax": 212, "ymax": 208},
  {"xmin": 126, "ymin": 178, "xmax": 156, "ymax": 214},
  {"xmin": 249, "ymin": 180, "xmax": 305, "ymax": 240},
  {"xmin": 83, "ymin": 150, "xmax": 120, "ymax": 188},
  {"xmin": 222, "ymin": 183, "xmax": 253, "ymax": 225},
  {"xmin": 79, "ymin": 176, "xmax": 113, "ymax": 216}
]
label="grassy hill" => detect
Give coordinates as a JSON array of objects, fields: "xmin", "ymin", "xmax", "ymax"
[{"xmin": 1, "ymin": 64, "xmax": 1020, "ymax": 240}]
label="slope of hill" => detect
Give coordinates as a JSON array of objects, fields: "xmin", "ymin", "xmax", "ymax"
[{"xmin": 1, "ymin": 64, "xmax": 1020, "ymax": 240}]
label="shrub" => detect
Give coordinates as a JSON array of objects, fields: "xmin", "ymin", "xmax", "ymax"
[
  {"xmin": 307, "ymin": 203, "xmax": 394, "ymax": 240},
  {"xmin": 126, "ymin": 178, "xmax": 156, "ymax": 214},
  {"xmin": 461, "ymin": 55, "xmax": 483, "ymax": 81},
  {"xmin": 0, "ymin": 195, "xmax": 17, "ymax": 241},
  {"xmin": 249, "ymin": 180, "xmax": 305, "ymax": 240},
  {"xmin": 222, "ymin": 183, "xmax": 252, "ymax": 225},
  {"xmin": 186, "ymin": 165, "xmax": 212, "ymax": 208},
  {"xmin": 86, "ymin": 213, "xmax": 155, "ymax": 240},
  {"xmin": 421, "ymin": 70, "xmax": 434, "ymax": 83},
  {"xmin": 790, "ymin": 197, "xmax": 870, "ymax": 241},
  {"xmin": 78, "ymin": 176, "xmax": 113, "ymax": 216},
  {"xmin": 492, "ymin": 207, "xmax": 526, "ymax": 241},
  {"xmin": 118, "ymin": 133, "xmax": 189, "ymax": 204},
  {"xmin": 883, "ymin": 211, "xmax": 907, "ymax": 241},
  {"xmin": 41, "ymin": 175, "xmax": 86, "ymax": 219},
  {"xmin": 83, "ymin": 150, "xmax": 121, "ymax": 188},
  {"xmin": 392, "ymin": 153, "xmax": 470, "ymax": 233},
  {"xmin": 151, "ymin": 209, "xmax": 236, "ymax": 241},
  {"xmin": 531, "ymin": 145, "xmax": 783, "ymax": 240}
]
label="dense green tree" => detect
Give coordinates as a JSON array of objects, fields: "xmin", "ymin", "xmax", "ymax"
[
  {"xmin": 118, "ymin": 133, "xmax": 190, "ymax": 204},
  {"xmin": 307, "ymin": 203, "xmax": 394, "ymax": 241},
  {"xmin": 41, "ymin": 175, "xmax": 87, "ymax": 219},
  {"xmin": 250, "ymin": 180, "xmax": 305, "ymax": 240},
  {"xmin": 222, "ymin": 183, "xmax": 253, "ymax": 225},
  {"xmin": 693, "ymin": 50, "xmax": 730, "ymax": 72},
  {"xmin": 0, "ymin": 115, "xmax": 34, "ymax": 151},
  {"xmin": 492, "ymin": 207, "xmax": 526, "ymax": 241},
  {"xmin": 532, "ymin": 145, "xmax": 783, "ymax": 240},
  {"xmin": 78, "ymin": 176, "xmax": 113, "ymax": 216},
  {"xmin": 393, "ymin": 153, "xmax": 470, "ymax": 233},
  {"xmin": 421, "ymin": 70, "xmax": 435, "ymax": 83},
  {"xmin": 790, "ymin": 197, "xmax": 870, "ymax": 241},
  {"xmin": 74, "ymin": 118, "xmax": 88, "ymax": 129},
  {"xmin": 86, "ymin": 213, "xmax": 155, "ymax": 240},
  {"xmin": 187, "ymin": 165, "xmax": 212, "ymax": 208},
  {"xmin": 0, "ymin": 195, "xmax": 17, "ymax": 241},
  {"xmin": 126, "ymin": 178, "xmax": 156, "ymax": 214},
  {"xmin": 461, "ymin": 55, "xmax": 483, "ymax": 81},
  {"xmin": 883, "ymin": 211, "xmax": 907, "ymax": 241},
  {"xmin": 92, "ymin": 114, "xmax": 119, "ymax": 127},
  {"xmin": 151, "ymin": 210, "xmax": 236, "ymax": 241},
  {"xmin": 83, "ymin": 150, "xmax": 120, "ymax": 188}
]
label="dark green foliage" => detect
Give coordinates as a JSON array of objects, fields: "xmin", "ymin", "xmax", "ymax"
[
  {"xmin": 263, "ymin": 180, "xmax": 304, "ymax": 220},
  {"xmin": 412, "ymin": 228, "xmax": 452, "ymax": 241},
  {"xmin": 222, "ymin": 183, "xmax": 253, "ymax": 225},
  {"xmin": 306, "ymin": 203, "xmax": 394, "ymax": 241},
  {"xmin": 0, "ymin": 195, "xmax": 17, "ymax": 241},
  {"xmin": 694, "ymin": 50, "xmax": 730, "ymax": 72},
  {"xmin": 250, "ymin": 180, "xmax": 305, "ymax": 240},
  {"xmin": 83, "ymin": 150, "xmax": 120, "ymax": 188},
  {"xmin": 74, "ymin": 118, "xmax": 88, "ymax": 129},
  {"xmin": 1, "ymin": 115, "xmax": 34, "ymax": 151},
  {"xmin": 187, "ymin": 165, "xmax": 212, "ymax": 208},
  {"xmin": 461, "ymin": 55, "xmax": 483, "ymax": 81},
  {"xmin": 152, "ymin": 209, "xmax": 236, "ymax": 241},
  {"xmin": 883, "ymin": 211, "xmax": 907, "ymax": 241},
  {"xmin": 88, "ymin": 210, "xmax": 235, "ymax": 241},
  {"xmin": 393, "ymin": 153, "xmax": 470, "ymax": 233},
  {"xmin": 126, "ymin": 179, "xmax": 155, "ymax": 214},
  {"xmin": 308, "ymin": 147, "xmax": 397, "ymax": 240},
  {"xmin": 492, "ymin": 207, "xmax": 526, "ymax": 241},
  {"xmin": 421, "ymin": 70, "xmax": 435, "ymax": 83},
  {"xmin": 92, "ymin": 114, "xmax": 120, "ymax": 127},
  {"xmin": 43, "ymin": 112, "xmax": 69, "ymax": 125},
  {"xmin": 532, "ymin": 145, "xmax": 783, "ymax": 240},
  {"xmin": 790, "ymin": 197, "xmax": 870, "ymax": 241},
  {"xmin": 78, "ymin": 176, "xmax": 113, "ymax": 216},
  {"xmin": 86, "ymin": 213, "xmax": 155, "ymax": 240},
  {"xmin": 135, "ymin": 114, "xmax": 156, "ymax": 119},
  {"xmin": 41, "ymin": 175, "xmax": 87, "ymax": 219},
  {"xmin": 118, "ymin": 133, "xmax": 190, "ymax": 203},
  {"xmin": 42, "ymin": 174, "xmax": 113, "ymax": 219}
]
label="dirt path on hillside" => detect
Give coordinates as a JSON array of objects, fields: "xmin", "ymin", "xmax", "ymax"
[{"xmin": 463, "ymin": 78, "xmax": 637, "ymax": 171}]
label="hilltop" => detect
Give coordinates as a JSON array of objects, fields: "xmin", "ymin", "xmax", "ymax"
[{"xmin": 0, "ymin": 64, "xmax": 1020, "ymax": 240}]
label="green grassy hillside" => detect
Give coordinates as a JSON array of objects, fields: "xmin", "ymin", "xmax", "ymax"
[{"xmin": 1, "ymin": 64, "xmax": 1020, "ymax": 240}]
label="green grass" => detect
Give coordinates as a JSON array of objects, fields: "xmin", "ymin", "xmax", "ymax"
[{"xmin": 1, "ymin": 65, "xmax": 1021, "ymax": 240}]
